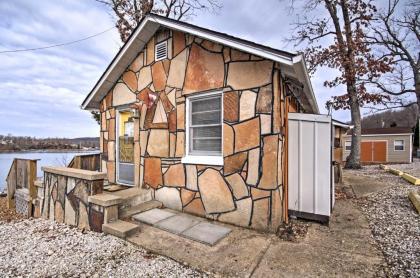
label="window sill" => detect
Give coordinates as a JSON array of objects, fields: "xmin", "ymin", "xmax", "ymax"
[{"xmin": 181, "ymin": 155, "xmax": 223, "ymax": 166}]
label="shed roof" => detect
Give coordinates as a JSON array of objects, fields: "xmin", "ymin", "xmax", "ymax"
[{"xmin": 81, "ymin": 13, "xmax": 319, "ymax": 113}]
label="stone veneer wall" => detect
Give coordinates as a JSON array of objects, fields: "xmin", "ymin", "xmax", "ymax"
[
  {"xmin": 41, "ymin": 171, "xmax": 105, "ymax": 232},
  {"xmin": 99, "ymin": 28, "xmax": 293, "ymax": 231}
]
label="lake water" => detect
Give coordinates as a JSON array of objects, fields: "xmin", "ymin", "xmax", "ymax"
[{"xmin": 0, "ymin": 151, "xmax": 98, "ymax": 192}]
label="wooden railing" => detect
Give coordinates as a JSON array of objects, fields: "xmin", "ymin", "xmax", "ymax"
[
  {"xmin": 6, "ymin": 159, "xmax": 38, "ymax": 213},
  {"xmin": 67, "ymin": 153, "xmax": 101, "ymax": 171}
]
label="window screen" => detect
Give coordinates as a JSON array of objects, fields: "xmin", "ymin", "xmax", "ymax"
[
  {"xmin": 394, "ymin": 140, "xmax": 404, "ymax": 151},
  {"xmin": 189, "ymin": 94, "xmax": 222, "ymax": 155}
]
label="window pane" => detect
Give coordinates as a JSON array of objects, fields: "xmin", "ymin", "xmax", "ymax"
[
  {"xmin": 191, "ymin": 97, "xmax": 221, "ymax": 113},
  {"xmin": 192, "ymin": 126, "xmax": 221, "ymax": 139},
  {"xmin": 394, "ymin": 140, "xmax": 404, "ymax": 150},
  {"xmin": 192, "ymin": 139, "xmax": 221, "ymax": 152},
  {"xmin": 191, "ymin": 111, "xmax": 221, "ymax": 125}
]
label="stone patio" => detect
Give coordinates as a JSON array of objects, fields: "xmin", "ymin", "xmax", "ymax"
[{"xmin": 132, "ymin": 208, "xmax": 231, "ymax": 246}]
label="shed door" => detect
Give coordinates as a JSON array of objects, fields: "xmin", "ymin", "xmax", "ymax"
[
  {"xmin": 288, "ymin": 113, "xmax": 332, "ymax": 220},
  {"xmin": 361, "ymin": 141, "xmax": 387, "ymax": 163}
]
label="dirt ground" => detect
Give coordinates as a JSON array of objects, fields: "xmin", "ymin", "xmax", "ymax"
[
  {"xmin": 0, "ymin": 196, "xmax": 24, "ymax": 222},
  {"xmin": 128, "ymin": 196, "xmax": 386, "ymax": 277}
]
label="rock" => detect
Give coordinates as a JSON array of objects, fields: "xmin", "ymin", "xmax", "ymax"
[
  {"xmin": 260, "ymin": 114, "xmax": 272, "ymax": 135},
  {"xmin": 251, "ymin": 197, "xmax": 269, "ymax": 230},
  {"xmin": 147, "ymin": 129, "xmax": 169, "ymax": 157},
  {"xmin": 172, "ymin": 31, "xmax": 186, "ymax": 57},
  {"xmin": 163, "ymin": 164, "xmax": 185, "ymax": 187},
  {"xmin": 55, "ymin": 202, "xmax": 64, "ymax": 223},
  {"xmin": 224, "ymin": 152, "xmax": 247, "ymax": 175},
  {"xmin": 239, "ymin": 90, "xmax": 257, "ymax": 121},
  {"xmin": 167, "ymin": 89, "xmax": 176, "ymax": 107},
  {"xmin": 155, "ymin": 187, "xmax": 182, "ymax": 211},
  {"xmin": 169, "ymin": 132, "xmax": 176, "ymax": 157},
  {"xmin": 183, "ymin": 44, "xmax": 225, "ymax": 94},
  {"xmin": 159, "ymin": 91, "xmax": 174, "ymax": 113},
  {"xmin": 151, "ymin": 61, "xmax": 167, "ymax": 91},
  {"xmin": 152, "ymin": 100, "xmax": 168, "ymax": 123},
  {"xmin": 227, "ymin": 60, "xmax": 273, "ymax": 90},
  {"xmin": 225, "ymin": 173, "xmax": 249, "ymax": 200},
  {"xmin": 167, "ymin": 48, "xmax": 188, "ymax": 89},
  {"xmin": 108, "ymin": 141, "xmax": 115, "ymax": 161},
  {"xmin": 78, "ymin": 202, "xmax": 90, "ymax": 230},
  {"xmin": 223, "ymin": 47, "xmax": 230, "ymax": 62},
  {"xmin": 198, "ymin": 168, "xmax": 235, "ymax": 213},
  {"xmin": 247, "ymin": 148, "xmax": 260, "ymax": 186},
  {"xmin": 180, "ymin": 189, "xmax": 196, "ymax": 206},
  {"xmin": 256, "ymin": 85, "xmax": 272, "ymax": 113},
  {"xmin": 223, "ymin": 124, "xmax": 234, "ymax": 156},
  {"xmin": 113, "ymin": 83, "xmax": 136, "ymax": 106},
  {"xmin": 251, "ymin": 187, "xmax": 271, "ymax": 200},
  {"xmin": 223, "ymin": 91, "xmax": 239, "ymax": 123},
  {"xmin": 140, "ymin": 130, "xmax": 149, "ymax": 156},
  {"xmin": 258, "ymin": 135, "xmax": 278, "ymax": 190},
  {"xmin": 168, "ymin": 110, "xmax": 176, "ymax": 132},
  {"xmin": 146, "ymin": 37, "xmax": 155, "ymax": 65},
  {"xmin": 144, "ymin": 158, "xmax": 162, "ymax": 189},
  {"xmin": 233, "ymin": 117, "xmax": 260, "ymax": 152},
  {"xmin": 185, "ymin": 165, "xmax": 198, "ymax": 191},
  {"xmin": 219, "ymin": 197, "xmax": 252, "ymax": 227},
  {"xmin": 231, "ymin": 49, "xmax": 250, "ymax": 61},
  {"xmin": 137, "ymin": 66, "xmax": 152, "ymax": 92},
  {"xmin": 201, "ymin": 40, "xmax": 223, "ymax": 52},
  {"xmin": 122, "ymin": 71, "xmax": 138, "ymax": 92},
  {"xmin": 183, "ymin": 198, "xmax": 205, "ymax": 217},
  {"xmin": 129, "ymin": 52, "xmax": 144, "ymax": 72},
  {"xmin": 65, "ymin": 195, "xmax": 76, "ymax": 226},
  {"xmin": 176, "ymin": 103, "xmax": 185, "ymax": 130},
  {"xmin": 175, "ymin": 132, "xmax": 185, "ymax": 157},
  {"xmin": 270, "ymin": 188, "xmax": 282, "ymax": 231}
]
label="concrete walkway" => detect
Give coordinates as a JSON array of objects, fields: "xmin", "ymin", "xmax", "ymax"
[
  {"xmin": 127, "ymin": 199, "xmax": 385, "ymax": 277},
  {"xmin": 132, "ymin": 208, "xmax": 231, "ymax": 245},
  {"xmin": 344, "ymin": 174, "xmax": 392, "ymax": 198}
]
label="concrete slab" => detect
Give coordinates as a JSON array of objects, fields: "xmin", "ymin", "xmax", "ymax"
[
  {"xmin": 102, "ymin": 220, "xmax": 139, "ymax": 239},
  {"xmin": 344, "ymin": 175, "xmax": 391, "ymax": 198},
  {"xmin": 132, "ymin": 208, "xmax": 175, "ymax": 225},
  {"xmin": 182, "ymin": 222, "xmax": 231, "ymax": 246},
  {"xmin": 155, "ymin": 214, "xmax": 201, "ymax": 235}
]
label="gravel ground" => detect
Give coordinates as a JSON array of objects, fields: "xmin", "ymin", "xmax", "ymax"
[
  {"xmin": 346, "ymin": 165, "xmax": 420, "ymax": 277},
  {"xmin": 0, "ymin": 196, "xmax": 24, "ymax": 222},
  {"xmin": 390, "ymin": 158, "xmax": 420, "ymax": 177},
  {"xmin": 0, "ymin": 218, "xmax": 210, "ymax": 277}
]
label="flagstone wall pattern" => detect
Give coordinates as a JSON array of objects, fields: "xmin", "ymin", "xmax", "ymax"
[
  {"xmin": 40, "ymin": 171, "xmax": 105, "ymax": 232},
  {"xmin": 99, "ymin": 28, "xmax": 295, "ymax": 231}
]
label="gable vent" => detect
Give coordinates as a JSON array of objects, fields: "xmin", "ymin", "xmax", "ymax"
[{"xmin": 155, "ymin": 41, "xmax": 168, "ymax": 61}]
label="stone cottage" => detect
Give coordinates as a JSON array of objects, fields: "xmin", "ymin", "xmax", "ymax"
[{"xmin": 81, "ymin": 14, "xmax": 319, "ymax": 232}]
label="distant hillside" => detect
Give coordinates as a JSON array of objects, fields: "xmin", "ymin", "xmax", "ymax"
[
  {"xmin": 0, "ymin": 135, "xmax": 99, "ymax": 152},
  {"xmin": 362, "ymin": 106, "xmax": 418, "ymax": 129}
]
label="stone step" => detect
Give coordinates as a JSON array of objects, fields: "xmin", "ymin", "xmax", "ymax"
[
  {"xmin": 102, "ymin": 220, "xmax": 140, "ymax": 239},
  {"xmin": 120, "ymin": 200, "xmax": 163, "ymax": 219}
]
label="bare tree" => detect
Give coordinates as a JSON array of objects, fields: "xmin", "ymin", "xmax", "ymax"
[
  {"xmin": 97, "ymin": 0, "xmax": 222, "ymax": 42},
  {"xmin": 367, "ymin": 0, "xmax": 420, "ymax": 120},
  {"xmin": 287, "ymin": 0, "xmax": 392, "ymax": 169}
]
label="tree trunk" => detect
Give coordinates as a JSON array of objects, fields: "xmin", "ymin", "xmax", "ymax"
[
  {"xmin": 345, "ymin": 85, "xmax": 362, "ymax": 169},
  {"xmin": 415, "ymin": 69, "xmax": 420, "ymax": 123}
]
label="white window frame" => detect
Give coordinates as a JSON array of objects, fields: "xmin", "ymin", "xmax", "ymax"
[
  {"xmin": 182, "ymin": 91, "xmax": 223, "ymax": 166},
  {"xmin": 394, "ymin": 139, "xmax": 405, "ymax": 151},
  {"xmin": 345, "ymin": 141, "xmax": 352, "ymax": 151},
  {"xmin": 155, "ymin": 40, "xmax": 168, "ymax": 61}
]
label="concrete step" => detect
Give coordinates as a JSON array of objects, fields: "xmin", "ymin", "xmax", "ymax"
[
  {"xmin": 120, "ymin": 200, "xmax": 163, "ymax": 219},
  {"xmin": 112, "ymin": 188, "xmax": 152, "ymax": 211},
  {"xmin": 102, "ymin": 220, "xmax": 139, "ymax": 239}
]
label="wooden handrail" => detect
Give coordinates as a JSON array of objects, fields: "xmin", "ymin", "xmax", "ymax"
[{"xmin": 67, "ymin": 153, "xmax": 101, "ymax": 171}]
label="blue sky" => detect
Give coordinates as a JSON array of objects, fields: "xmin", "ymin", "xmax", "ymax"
[{"xmin": 0, "ymin": 0, "xmax": 349, "ymax": 138}]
